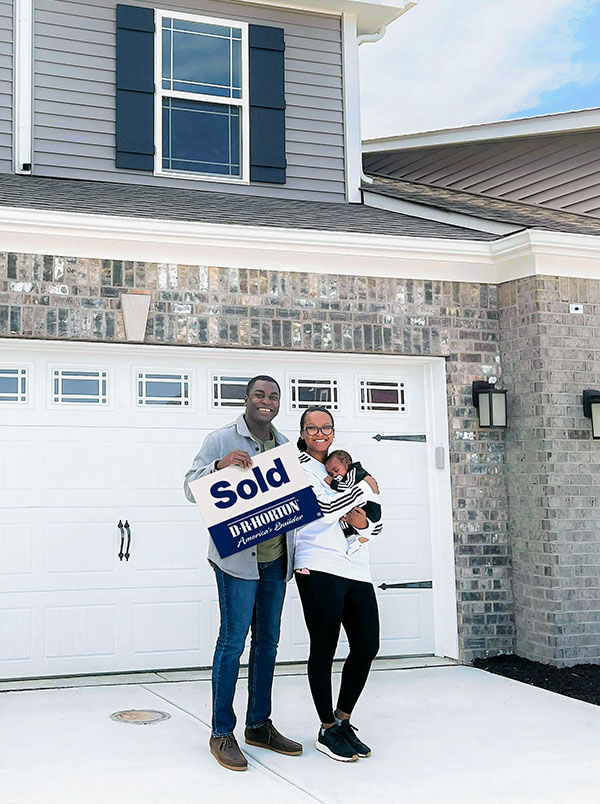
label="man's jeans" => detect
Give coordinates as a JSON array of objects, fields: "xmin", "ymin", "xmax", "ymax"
[{"xmin": 211, "ymin": 556, "xmax": 287, "ymax": 738}]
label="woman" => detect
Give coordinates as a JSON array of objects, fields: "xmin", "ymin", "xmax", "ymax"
[{"xmin": 295, "ymin": 405, "xmax": 382, "ymax": 762}]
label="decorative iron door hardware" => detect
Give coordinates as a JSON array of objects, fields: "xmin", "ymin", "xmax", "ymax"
[
  {"xmin": 373, "ymin": 434, "xmax": 427, "ymax": 443},
  {"xmin": 117, "ymin": 520, "xmax": 125, "ymax": 561},
  {"xmin": 124, "ymin": 521, "xmax": 131, "ymax": 561},
  {"xmin": 378, "ymin": 581, "xmax": 433, "ymax": 590}
]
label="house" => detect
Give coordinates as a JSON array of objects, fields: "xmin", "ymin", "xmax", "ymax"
[{"xmin": 1, "ymin": 0, "xmax": 599, "ymax": 681}]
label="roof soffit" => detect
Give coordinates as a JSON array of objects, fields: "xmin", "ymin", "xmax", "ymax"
[{"xmin": 223, "ymin": 0, "xmax": 416, "ymax": 34}]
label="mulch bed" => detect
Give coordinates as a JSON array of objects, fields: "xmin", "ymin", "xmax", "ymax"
[{"xmin": 472, "ymin": 654, "xmax": 600, "ymax": 706}]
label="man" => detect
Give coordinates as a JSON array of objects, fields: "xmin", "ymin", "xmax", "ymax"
[{"xmin": 184, "ymin": 375, "xmax": 302, "ymax": 772}]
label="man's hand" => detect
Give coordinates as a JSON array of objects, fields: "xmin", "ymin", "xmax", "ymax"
[
  {"xmin": 365, "ymin": 476, "xmax": 379, "ymax": 494},
  {"xmin": 344, "ymin": 507, "xmax": 368, "ymax": 529},
  {"xmin": 216, "ymin": 450, "xmax": 253, "ymax": 470}
]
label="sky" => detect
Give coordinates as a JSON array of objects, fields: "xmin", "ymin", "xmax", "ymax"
[{"xmin": 360, "ymin": 0, "xmax": 600, "ymax": 140}]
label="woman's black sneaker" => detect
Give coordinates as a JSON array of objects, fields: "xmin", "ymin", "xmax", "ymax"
[
  {"xmin": 338, "ymin": 719, "xmax": 371, "ymax": 757},
  {"xmin": 315, "ymin": 724, "xmax": 359, "ymax": 762}
]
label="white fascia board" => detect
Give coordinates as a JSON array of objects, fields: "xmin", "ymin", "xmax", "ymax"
[
  {"xmin": 0, "ymin": 205, "xmax": 496, "ymax": 283},
  {"xmin": 363, "ymin": 190, "xmax": 522, "ymax": 235},
  {"xmin": 342, "ymin": 14, "xmax": 362, "ymax": 203},
  {"xmin": 363, "ymin": 107, "xmax": 600, "ymax": 153},
  {"xmin": 492, "ymin": 229, "xmax": 600, "ymax": 283},
  {"xmin": 5, "ymin": 206, "xmax": 600, "ymax": 285},
  {"xmin": 230, "ymin": 0, "xmax": 416, "ymax": 34},
  {"xmin": 13, "ymin": 0, "xmax": 33, "ymax": 174}
]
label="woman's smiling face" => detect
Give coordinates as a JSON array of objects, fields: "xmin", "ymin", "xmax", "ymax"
[{"xmin": 302, "ymin": 409, "xmax": 335, "ymax": 460}]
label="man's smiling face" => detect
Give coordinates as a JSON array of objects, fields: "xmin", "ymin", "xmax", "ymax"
[{"xmin": 244, "ymin": 379, "xmax": 281, "ymax": 429}]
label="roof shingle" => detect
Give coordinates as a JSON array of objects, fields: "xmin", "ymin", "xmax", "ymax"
[
  {"xmin": 0, "ymin": 174, "xmax": 500, "ymax": 241},
  {"xmin": 365, "ymin": 174, "xmax": 600, "ymax": 236}
]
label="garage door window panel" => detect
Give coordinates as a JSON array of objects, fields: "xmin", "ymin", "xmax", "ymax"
[
  {"xmin": 137, "ymin": 371, "xmax": 190, "ymax": 406},
  {"xmin": 52, "ymin": 370, "xmax": 109, "ymax": 406},
  {"xmin": 289, "ymin": 377, "xmax": 339, "ymax": 411},
  {"xmin": 212, "ymin": 375, "xmax": 252, "ymax": 408},
  {"xmin": 359, "ymin": 379, "xmax": 406, "ymax": 413},
  {"xmin": 0, "ymin": 368, "xmax": 27, "ymax": 403}
]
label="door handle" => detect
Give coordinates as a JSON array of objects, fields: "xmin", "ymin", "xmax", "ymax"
[
  {"xmin": 117, "ymin": 520, "xmax": 125, "ymax": 561},
  {"xmin": 378, "ymin": 581, "xmax": 433, "ymax": 589},
  {"xmin": 124, "ymin": 520, "xmax": 131, "ymax": 561},
  {"xmin": 373, "ymin": 434, "xmax": 427, "ymax": 443}
]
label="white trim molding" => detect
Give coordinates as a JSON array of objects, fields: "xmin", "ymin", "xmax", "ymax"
[
  {"xmin": 491, "ymin": 229, "xmax": 600, "ymax": 283},
  {"xmin": 425, "ymin": 357, "xmax": 459, "ymax": 660},
  {"xmin": 13, "ymin": 0, "xmax": 33, "ymax": 175},
  {"xmin": 0, "ymin": 204, "xmax": 496, "ymax": 282},
  {"xmin": 3, "ymin": 205, "xmax": 600, "ymax": 285},
  {"xmin": 363, "ymin": 107, "xmax": 600, "ymax": 153},
  {"xmin": 341, "ymin": 13, "xmax": 362, "ymax": 203}
]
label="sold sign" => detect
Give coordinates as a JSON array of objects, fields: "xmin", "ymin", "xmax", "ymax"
[{"xmin": 188, "ymin": 443, "xmax": 323, "ymax": 558}]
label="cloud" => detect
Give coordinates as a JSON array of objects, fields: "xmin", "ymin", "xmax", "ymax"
[{"xmin": 360, "ymin": 0, "xmax": 600, "ymax": 139}]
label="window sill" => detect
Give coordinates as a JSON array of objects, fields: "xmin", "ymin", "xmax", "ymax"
[{"xmin": 154, "ymin": 169, "xmax": 250, "ymax": 186}]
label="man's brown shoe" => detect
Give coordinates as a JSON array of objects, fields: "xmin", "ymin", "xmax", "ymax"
[
  {"xmin": 209, "ymin": 735, "xmax": 248, "ymax": 771},
  {"xmin": 244, "ymin": 721, "xmax": 303, "ymax": 756}
]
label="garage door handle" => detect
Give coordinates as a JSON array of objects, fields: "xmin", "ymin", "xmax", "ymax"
[
  {"xmin": 373, "ymin": 434, "xmax": 427, "ymax": 443},
  {"xmin": 117, "ymin": 520, "xmax": 125, "ymax": 561},
  {"xmin": 378, "ymin": 581, "xmax": 432, "ymax": 589},
  {"xmin": 124, "ymin": 521, "xmax": 131, "ymax": 561}
]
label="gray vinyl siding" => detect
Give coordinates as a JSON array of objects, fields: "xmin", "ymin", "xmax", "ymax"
[
  {"xmin": 0, "ymin": 0, "xmax": 12, "ymax": 173},
  {"xmin": 33, "ymin": 0, "xmax": 346, "ymax": 201},
  {"xmin": 364, "ymin": 130, "xmax": 600, "ymax": 217}
]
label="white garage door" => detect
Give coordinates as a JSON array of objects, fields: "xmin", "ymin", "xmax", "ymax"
[{"xmin": 0, "ymin": 341, "xmax": 448, "ymax": 679}]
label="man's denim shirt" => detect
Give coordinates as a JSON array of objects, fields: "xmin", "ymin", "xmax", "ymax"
[{"xmin": 184, "ymin": 414, "xmax": 294, "ymax": 581}]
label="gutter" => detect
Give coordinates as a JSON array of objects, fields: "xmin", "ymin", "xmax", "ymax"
[{"xmin": 362, "ymin": 189, "xmax": 523, "ymax": 235}]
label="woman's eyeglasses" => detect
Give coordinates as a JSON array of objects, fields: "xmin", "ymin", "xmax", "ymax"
[{"xmin": 303, "ymin": 425, "xmax": 334, "ymax": 436}]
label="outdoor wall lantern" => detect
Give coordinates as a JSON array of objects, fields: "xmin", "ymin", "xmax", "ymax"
[
  {"xmin": 583, "ymin": 390, "xmax": 600, "ymax": 438},
  {"xmin": 472, "ymin": 379, "xmax": 507, "ymax": 428}
]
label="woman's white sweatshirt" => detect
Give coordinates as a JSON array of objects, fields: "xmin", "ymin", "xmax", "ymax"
[{"xmin": 294, "ymin": 451, "xmax": 383, "ymax": 583}]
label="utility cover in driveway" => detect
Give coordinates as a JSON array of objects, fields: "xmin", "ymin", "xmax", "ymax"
[{"xmin": 110, "ymin": 709, "xmax": 170, "ymax": 725}]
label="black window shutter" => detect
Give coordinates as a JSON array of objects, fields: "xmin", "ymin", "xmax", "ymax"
[
  {"xmin": 249, "ymin": 25, "xmax": 286, "ymax": 184},
  {"xmin": 115, "ymin": 4, "xmax": 155, "ymax": 170}
]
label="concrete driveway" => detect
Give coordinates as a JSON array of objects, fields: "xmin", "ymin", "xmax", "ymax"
[{"xmin": 1, "ymin": 660, "xmax": 599, "ymax": 804}]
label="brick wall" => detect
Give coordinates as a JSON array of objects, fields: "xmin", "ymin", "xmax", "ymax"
[
  {"xmin": 0, "ymin": 250, "xmax": 513, "ymax": 660},
  {"xmin": 499, "ymin": 276, "xmax": 600, "ymax": 666}
]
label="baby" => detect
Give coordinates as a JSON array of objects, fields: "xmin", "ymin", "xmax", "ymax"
[{"xmin": 324, "ymin": 449, "xmax": 382, "ymax": 550}]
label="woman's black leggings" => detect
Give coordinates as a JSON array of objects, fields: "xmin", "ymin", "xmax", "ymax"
[{"xmin": 295, "ymin": 570, "xmax": 380, "ymax": 724}]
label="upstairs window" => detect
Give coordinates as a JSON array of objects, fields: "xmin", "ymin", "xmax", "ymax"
[
  {"xmin": 156, "ymin": 11, "xmax": 248, "ymax": 182},
  {"xmin": 116, "ymin": 5, "xmax": 285, "ymax": 184}
]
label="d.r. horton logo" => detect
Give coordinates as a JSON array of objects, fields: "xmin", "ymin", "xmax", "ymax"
[{"xmin": 209, "ymin": 457, "xmax": 320, "ymax": 546}]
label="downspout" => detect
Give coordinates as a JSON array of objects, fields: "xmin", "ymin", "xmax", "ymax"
[
  {"xmin": 357, "ymin": 27, "xmax": 387, "ymax": 188},
  {"xmin": 356, "ymin": 1, "xmax": 417, "ymax": 191}
]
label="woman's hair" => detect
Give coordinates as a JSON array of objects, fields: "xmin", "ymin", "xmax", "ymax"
[{"xmin": 297, "ymin": 405, "xmax": 335, "ymax": 451}]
